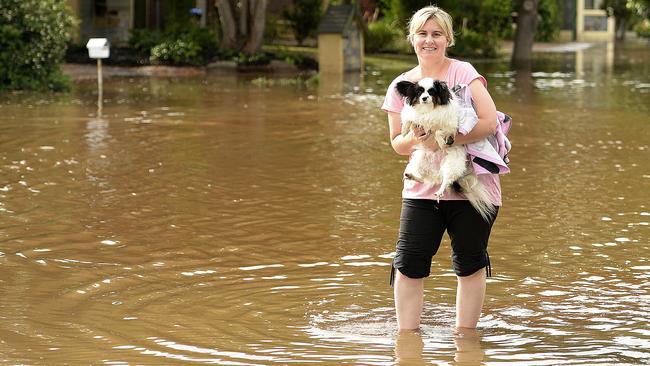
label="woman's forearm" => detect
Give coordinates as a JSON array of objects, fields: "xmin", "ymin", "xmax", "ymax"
[
  {"xmin": 454, "ymin": 116, "xmax": 497, "ymax": 146},
  {"xmin": 391, "ymin": 133, "xmax": 417, "ymax": 156}
]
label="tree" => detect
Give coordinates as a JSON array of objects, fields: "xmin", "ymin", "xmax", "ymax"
[
  {"xmin": 603, "ymin": 0, "xmax": 632, "ymax": 40},
  {"xmin": 512, "ymin": 0, "xmax": 540, "ymax": 65},
  {"xmin": 0, "ymin": 0, "xmax": 75, "ymax": 91},
  {"xmin": 215, "ymin": 0, "xmax": 268, "ymax": 54},
  {"xmin": 283, "ymin": 0, "xmax": 322, "ymax": 46}
]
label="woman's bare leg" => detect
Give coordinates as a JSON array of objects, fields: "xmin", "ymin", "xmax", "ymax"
[
  {"xmin": 394, "ymin": 270, "xmax": 424, "ymax": 330},
  {"xmin": 395, "ymin": 329, "xmax": 424, "ymax": 363},
  {"xmin": 454, "ymin": 327, "xmax": 485, "ymax": 363},
  {"xmin": 455, "ymin": 268, "xmax": 486, "ymax": 328}
]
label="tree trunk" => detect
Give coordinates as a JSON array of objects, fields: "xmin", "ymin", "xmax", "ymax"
[
  {"xmin": 216, "ymin": 0, "xmax": 237, "ymax": 50},
  {"xmin": 239, "ymin": 0, "xmax": 249, "ymax": 39},
  {"xmin": 215, "ymin": 0, "xmax": 267, "ymax": 54},
  {"xmin": 512, "ymin": 0, "xmax": 540, "ymax": 66},
  {"xmin": 242, "ymin": 0, "xmax": 267, "ymax": 54},
  {"xmin": 615, "ymin": 17, "xmax": 626, "ymax": 41}
]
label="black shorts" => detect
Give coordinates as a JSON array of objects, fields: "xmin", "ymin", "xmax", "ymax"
[{"xmin": 390, "ymin": 199, "xmax": 498, "ymax": 284}]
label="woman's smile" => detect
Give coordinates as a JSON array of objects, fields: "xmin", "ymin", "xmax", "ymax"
[{"xmin": 414, "ymin": 19, "xmax": 448, "ymax": 57}]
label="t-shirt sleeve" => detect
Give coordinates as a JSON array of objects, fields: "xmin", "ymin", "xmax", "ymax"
[
  {"xmin": 452, "ymin": 61, "xmax": 487, "ymax": 88},
  {"xmin": 381, "ymin": 77, "xmax": 405, "ymax": 114}
]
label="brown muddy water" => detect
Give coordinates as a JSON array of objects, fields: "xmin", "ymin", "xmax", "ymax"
[{"xmin": 1, "ymin": 42, "xmax": 649, "ymax": 365}]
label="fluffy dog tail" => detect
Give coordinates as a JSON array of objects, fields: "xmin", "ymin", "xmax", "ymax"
[{"xmin": 456, "ymin": 175, "xmax": 498, "ymax": 222}]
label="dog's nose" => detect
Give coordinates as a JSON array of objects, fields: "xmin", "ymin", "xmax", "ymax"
[{"xmin": 422, "ymin": 96, "xmax": 428, "ymax": 101}]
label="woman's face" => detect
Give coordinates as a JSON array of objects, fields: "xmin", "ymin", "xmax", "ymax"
[{"xmin": 412, "ymin": 19, "xmax": 448, "ymax": 60}]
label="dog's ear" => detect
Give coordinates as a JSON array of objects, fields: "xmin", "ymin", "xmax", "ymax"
[
  {"xmin": 431, "ymin": 80, "xmax": 452, "ymax": 105},
  {"xmin": 395, "ymin": 80, "xmax": 415, "ymax": 98}
]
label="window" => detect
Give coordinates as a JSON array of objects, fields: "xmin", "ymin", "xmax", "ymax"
[
  {"xmin": 584, "ymin": 0, "xmax": 604, "ymax": 10},
  {"xmin": 584, "ymin": 15, "xmax": 608, "ymax": 31}
]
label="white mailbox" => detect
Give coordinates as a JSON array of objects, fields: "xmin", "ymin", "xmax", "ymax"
[{"xmin": 86, "ymin": 38, "xmax": 110, "ymax": 59}]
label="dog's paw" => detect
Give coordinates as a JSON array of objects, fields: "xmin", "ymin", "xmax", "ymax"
[
  {"xmin": 433, "ymin": 187, "xmax": 446, "ymax": 198},
  {"xmin": 445, "ymin": 135, "xmax": 455, "ymax": 146},
  {"xmin": 404, "ymin": 173, "xmax": 424, "ymax": 183}
]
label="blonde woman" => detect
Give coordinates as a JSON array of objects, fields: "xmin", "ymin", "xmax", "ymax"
[{"xmin": 381, "ymin": 6, "xmax": 501, "ymax": 330}]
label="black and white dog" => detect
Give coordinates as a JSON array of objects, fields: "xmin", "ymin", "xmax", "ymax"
[{"xmin": 396, "ymin": 77, "xmax": 496, "ymax": 221}]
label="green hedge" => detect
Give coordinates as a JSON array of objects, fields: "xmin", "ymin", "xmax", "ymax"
[
  {"xmin": 129, "ymin": 23, "xmax": 218, "ymax": 66},
  {"xmin": 365, "ymin": 19, "xmax": 409, "ymax": 53},
  {"xmin": 0, "ymin": 0, "xmax": 76, "ymax": 91}
]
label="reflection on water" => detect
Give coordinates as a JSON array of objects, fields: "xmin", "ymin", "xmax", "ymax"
[{"xmin": 0, "ymin": 41, "xmax": 649, "ymax": 364}]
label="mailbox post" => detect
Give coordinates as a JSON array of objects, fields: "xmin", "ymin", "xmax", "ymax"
[{"xmin": 86, "ymin": 38, "xmax": 110, "ymax": 113}]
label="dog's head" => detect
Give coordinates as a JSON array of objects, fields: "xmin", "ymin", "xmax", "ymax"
[{"xmin": 396, "ymin": 78, "xmax": 453, "ymax": 107}]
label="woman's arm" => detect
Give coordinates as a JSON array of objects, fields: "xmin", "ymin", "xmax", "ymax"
[
  {"xmin": 453, "ymin": 78, "xmax": 498, "ymax": 145},
  {"xmin": 388, "ymin": 112, "xmax": 439, "ymax": 156}
]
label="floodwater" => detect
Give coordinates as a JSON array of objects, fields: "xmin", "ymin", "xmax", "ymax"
[{"xmin": 0, "ymin": 41, "xmax": 649, "ymax": 365}]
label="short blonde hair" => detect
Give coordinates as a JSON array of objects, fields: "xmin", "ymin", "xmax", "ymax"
[{"xmin": 407, "ymin": 6, "xmax": 455, "ymax": 47}]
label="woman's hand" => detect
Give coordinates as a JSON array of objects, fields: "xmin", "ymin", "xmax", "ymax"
[
  {"xmin": 388, "ymin": 112, "xmax": 440, "ymax": 155},
  {"xmin": 411, "ymin": 126, "xmax": 440, "ymax": 152}
]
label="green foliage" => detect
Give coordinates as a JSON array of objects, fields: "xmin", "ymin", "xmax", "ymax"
[
  {"xmin": 273, "ymin": 51, "xmax": 318, "ymax": 70},
  {"xmin": 365, "ymin": 19, "xmax": 408, "ymax": 53},
  {"xmin": 250, "ymin": 75, "xmax": 319, "ymax": 87},
  {"xmin": 234, "ymin": 53, "xmax": 271, "ymax": 66},
  {"xmin": 128, "ymin": 24, "xmax": 218, "ymax": 65},
  {"xmin": 602, "ymin": 0, "xmax": 632, "ymax": 20},
  {"xmin": 128, "ymin": 29, "xmax": 166, "ymax": 53},
  {"xmin": 0, "ymin": 0, "xmax": 75, "ymax": 91},
  {"xmin": 162, "ymin": 0, "xmax": 197, "ymax": 27},
  {"xmin": 475, "ymin": 0, "xmax": 513, "ymax": 39},
  {"xmin": 388, "ymin": 0, "xmax": 421, "ymax": 29},
  {"xmin": 282, "ymin": 0, "xmax": 322, "ymax": 45},
  {"xmin": 635, "ymin": 19, "xmax": 650, "ymax": 38},
  {"xmin": 535, "ymin": 0, "xmax": 560, "ymax": 41},
  {"xmin": 150, "ymin": 39, "xmax": 202, "ymax": 65},
  {"xmin": 449, "ymin": 29, "xmax": 500, "ymax": 58}
]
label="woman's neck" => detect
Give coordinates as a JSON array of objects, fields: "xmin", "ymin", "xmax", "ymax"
[{"xmin": 416, "ymin": 56, "xmax": 450, "ymax": 80}]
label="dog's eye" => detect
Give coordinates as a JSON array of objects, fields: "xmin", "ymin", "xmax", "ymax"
[{"xmin": 416, "ymin": 86, "xmax": 424, "ymax": 94}]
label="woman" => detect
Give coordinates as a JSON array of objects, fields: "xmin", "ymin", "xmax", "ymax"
[{"xmin": 381, "ymin": 6, "xmax": 501, "ymax": 330}]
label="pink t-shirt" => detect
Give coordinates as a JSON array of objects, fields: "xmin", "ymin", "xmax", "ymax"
[{"xmin": 381, "ymin": 59, "xmax": 502, "ymax": 205}]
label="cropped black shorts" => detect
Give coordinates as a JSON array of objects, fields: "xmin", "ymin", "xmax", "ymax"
[{"xmin": 390, "ymin": 199, "xmax": 498, "ymax": 285}]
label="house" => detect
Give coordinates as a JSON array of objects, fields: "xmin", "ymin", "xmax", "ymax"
[
  {"xmin": 559, "ymin": 0, "xmax": 615, "ymax": 42},
  {"xmin": 67, "ymin": 0, "xmax": 210, "ymax": 45},
  {"xmin": 317, "ymin": 1, "xmax": 365, "ymax": 74}
]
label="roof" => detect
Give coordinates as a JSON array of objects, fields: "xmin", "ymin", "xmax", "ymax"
[{"xmin": 318, "ymin": 4, "xmax": 364, "ymax": 34}]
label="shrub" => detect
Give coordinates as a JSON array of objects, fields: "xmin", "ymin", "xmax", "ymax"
[
  {"xmin": 535, "ymin": 0, "xmax": 560, "ymax": 41},
  {"xmin": 282, "ymin": 0, "xmax": 322, "ymax": 45},
  {"xmin": 450, "ymin": 29, "xmax": 500, "ymax": 58},
  {"xmin": 150, "ymin": 39, "xmax": 202, "ymax": 65},
  {"xmin": 128, "ymin": 23, "xmax": 218, "ymax": 66},
  {"xmin": 128, "ymin": 29, "xmax": 166, "ymax": 54},
  {"xmin": 234, "ymin": 53, "xmax": 271, "ymax": 66},
  {"xmin": 365, "ymin": 20, "xmax": 405, "ymax": 53},
  {"xmin": 0, "ymin": 0, "xmax": 76, "ymax": 91}
]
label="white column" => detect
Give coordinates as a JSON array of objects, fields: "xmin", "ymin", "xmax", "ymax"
[{"xmin": 576, "ymin": 0, "xmax": 585, "ymax": 42}]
